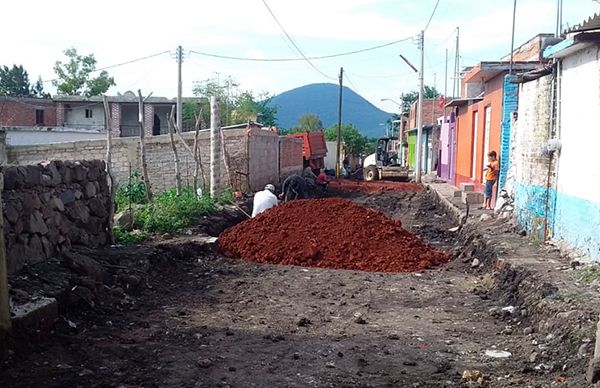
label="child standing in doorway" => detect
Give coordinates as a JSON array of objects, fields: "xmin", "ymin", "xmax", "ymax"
[{"xmin": 483, "ymin": 151, "xmax": 499, "ymax": 210}]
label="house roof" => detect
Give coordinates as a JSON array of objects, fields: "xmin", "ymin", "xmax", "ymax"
[
  {"xmin": 444, "ymin": 97, "xmax": 483, "ymax": 108},
  {"xmin": 462, "ymin": 61, "xmax": 542, "ymax": 83},
  {"xmin": 567, "ymin": 12, "xmax": 600, "ymax": 33}
]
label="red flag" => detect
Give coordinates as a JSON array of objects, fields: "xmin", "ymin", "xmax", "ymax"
[{"xmin": 438, "ymin": 95, "xmax": 445, "ymax": 108}]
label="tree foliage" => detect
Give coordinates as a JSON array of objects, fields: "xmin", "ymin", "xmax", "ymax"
[
  {"xmin": 289, "ymin": 114, "xmax": 323, "ymax": 133},
  {"xmin": 401, "ymin": 85, "xmax": 440, "ymax": 112},
  {"xmin": 185, "ymin": 74, "xmax": 277, "ymax": 130},
  {"xmin": 53, "ymin": 48, "xmax": 115, "ymax": 96},
  {"xmin": 0, "ymin": 65, "xmax": 50, "ymax": 98},
  {"xmin": 324, "ymin": 123, "xmax": 372, "ymax": 156}
]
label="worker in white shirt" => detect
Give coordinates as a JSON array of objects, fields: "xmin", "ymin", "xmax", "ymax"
[{"xmin": 251, "ymin": 184, "xmax": 279, "ymax": 217}]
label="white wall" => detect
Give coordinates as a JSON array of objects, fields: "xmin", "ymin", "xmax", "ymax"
[
  {"xmin": 65, "ymin": 105, "xmax": 105, "ymax": 130},
  {"xmin": 557, "ymin": 46, "xmax": 600, "ymax": 201},
  {"xmin": 324, "ymin": 141, "xmax": 338, "ymax": 170},
  {"xmin": 6, "ymin": 128, "xmax": 106, "ymax": 146}
]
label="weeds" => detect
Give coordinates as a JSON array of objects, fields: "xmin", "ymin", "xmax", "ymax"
[
  {"xmin": 137, "ymin": 187, "xmax": 216, "ymax": 233},
  {"xmin": 218, "ymin": 188, "xmax": 235, "ymax": 205},
  {"xmin": 116, "ymin": 171, "xmax": 148, "ymax": 212},
  {"xmin": 114, "ymin": 226, "xmax": 148, "ymax": 245},
  {"xmin": 575, "ymin": 265, "xmax": 600, "ymax": 285}
]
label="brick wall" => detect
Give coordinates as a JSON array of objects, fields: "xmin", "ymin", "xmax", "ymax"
[
  {"xmin": 511, "ymin": 74, "xmax": 556, "ymax": 240},
  {"xmin": 5, "ymin": 128, "xmax": 296, "ymax": 195},
  {"xmin": 0, "ymin": 98, "xmax": 57, "ymax": 127},
  {"xmin": 278, "ymin": 137, "xmax": 303, "ymax": 181},
  {"xmin": 408, "ymin": 99, "xmax": 445, "ymax": 129}
]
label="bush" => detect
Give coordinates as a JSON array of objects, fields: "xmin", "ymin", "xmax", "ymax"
[
  {"xmin": 138, "ymin": 187, "xmax": 215, "ymax": 233},
  {"xmin": 116, "ymin": 171, "xmax": 148, "ymax": 212},
  {"xmin": 114, "ymin": 226, "xmax": 148, "ymax": 245},
  {"xmin": 218, "ymin": 188, "xmax": 235, "ymax": 205}
]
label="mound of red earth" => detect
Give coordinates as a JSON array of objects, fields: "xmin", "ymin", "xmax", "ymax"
[{"xmin": 218, "ymin": 198, "xmax": 449, "ymax": 272}]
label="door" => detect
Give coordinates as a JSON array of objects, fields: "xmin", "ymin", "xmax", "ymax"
[
  {"xmin": 482, "ymin": 106, "xmax": 491, "ymax": 182},
  {"xmin": 471, "ymin": 110, "xmax": 479, "ymax": 180},
  {"xmin": 153, "ymin": 114, "xmax": 161, "ymax": 136}
]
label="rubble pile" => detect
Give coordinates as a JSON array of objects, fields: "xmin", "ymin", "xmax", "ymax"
[{"xmin": 219, "ymin": 198, "xmax": 449, "ymax": 272}]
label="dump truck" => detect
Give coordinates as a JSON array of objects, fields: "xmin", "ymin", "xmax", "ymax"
[
  {"xmin": 288, "ymin": 131, "xmax": 328, "ymax": 170},
  {"xmin": 362, "ymin": 137, "xmax": 409, "ymax": 181}
]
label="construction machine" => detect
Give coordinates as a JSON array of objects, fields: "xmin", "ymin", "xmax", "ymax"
[{"xmin": 362, "ymin": 137, "xmax": 409, "ymax": 181}]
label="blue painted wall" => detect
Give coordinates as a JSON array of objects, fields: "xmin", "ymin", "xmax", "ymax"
[
  {"xmin": 498, "ymin": 75, "xmax": 518, "ymax": 189},
  {"xmin": 515, "ymin": 182, "xmax": 600, "ymax": 260}
]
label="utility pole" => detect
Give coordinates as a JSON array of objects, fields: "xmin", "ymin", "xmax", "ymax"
[
  {"xmin": 176, "ymin": 45, "xmax": 183, "ymax": 132},
  {"xmin": 416, "ymin": 30, "xmax": 425, "ymax": 183},
  {"xmin": 336, "ymin": 67, "xmax": 344, "ymax": 178},
  {"xmin": 432, "ymin": 73, "xmax": 437, "ymax": 125},
  {"xmin": 453, "ymin": 27, "xmax": 460, "ymax": 98},
  {"xmin": 509, "ymin": 0, "xmax": 517, "ymax": 75},
  {"xmin": 444, "ymin": 48, "xmax": 448, "ymax": 121},
  {"xmin": 555, "ymin": 0, "xmax": 563, "ymax": 37}
]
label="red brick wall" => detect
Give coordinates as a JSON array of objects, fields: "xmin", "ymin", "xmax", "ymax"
[
  {"xmin": 0, "ymin": 98, "xmax": 57, "ymax": 127},
  {"xmin": 408, "ymin": 98, "xmax": 445, "ymax": 129}
]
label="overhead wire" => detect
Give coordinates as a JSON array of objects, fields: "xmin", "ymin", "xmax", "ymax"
[
  {"xmin": 188, "ymin": 36, "xmax": 414, "ymax": 62},
  {"xmin": 259, "ymin": 0, "xmax": 336, "ymax": 80},
  {"xmin": 424, "ymin": 0, "xmax": 441, "ymax": 32}
]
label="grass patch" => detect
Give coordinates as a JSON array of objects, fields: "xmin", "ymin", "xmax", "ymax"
[
  {"xmin": 114, "ymin": 226, "xmax": 148, "ymax": 245},
  {"xmin": 575, "ymin": 265, "xmax": 600, "ymax": 285},
  {"xmin": 137, "ymin": 187, "xmax": 216, "ymax": 233}
]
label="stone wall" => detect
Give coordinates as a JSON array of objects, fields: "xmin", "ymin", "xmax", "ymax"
[{"xmin": 1, "ymin": 160, "xmax": 110, "ymax": 274}]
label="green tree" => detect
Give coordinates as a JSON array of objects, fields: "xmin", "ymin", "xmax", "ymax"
[
  {"xmin": 400, "ymin": 85, "xmax": 440, "ymax": 112},
  {"xmin": 291, "ymin": 114, "xmax": 323, "ymax": 133},
  {"xmin": 325, "ymin": 124, "xmax": 370, "ymax": 156},
  {"xmin": 53, "ymin": 48, "xmax": 115, "ymax": 96},
  {"xmin": 31, "ymin": 77, "xmax": 51, "ymax": 98},
  {"xmin": 0, "ymin": 65, "xmax": 32, "ymax": 97}
]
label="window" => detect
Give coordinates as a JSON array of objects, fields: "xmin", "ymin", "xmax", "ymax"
[
  {"xmin": 471, "ymin": 110, "xmax": 479, "ymax": 180},
  {"xmin": 35, "ymin": 109, "xmax": 44, "ymax": 125},
  {"xmin": 85, "ymin": 109, "xmax": 93, "ymax": 118}
]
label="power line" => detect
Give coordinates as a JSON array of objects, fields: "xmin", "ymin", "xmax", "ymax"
[
  {"xmin": 42, "ymin": 50, "xmax": 170, "ymax": 83},
  {"xmin": 189, "ymin": 37, "xmax": 413, "ymax": 62},
  {"xmin": 260, "ymin": 0, "xmax": 336, "ymax": 80},
  {"xmin": 424, "ymin": 0, "xmax": 441, "ymax": 32}
]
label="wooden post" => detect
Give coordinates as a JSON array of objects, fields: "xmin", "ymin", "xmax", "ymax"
[
  {"xmin": 137, "ymin": 89, "xmax": 153, "ymax": 201},
  {"xmin": 210, "ymin": 96, "xmax": 222, "ymax": 198},
  {"xmin": 102, "ymin": 96, "xmax": 117, "ymax": 244},
  {"xmin": 168, "ymin": 105, "xmax": 182, "ymax": 196},
  {"xmin": 193, "ymin": 109, "xmax": 206, "ymax": 196},
  {"xmin": 220, "ymin": 124, "xmax": 232, "ymax": 188},
  {"xmin": 0, "ymin": 172, "xmax": 11, "ymax": 332}
]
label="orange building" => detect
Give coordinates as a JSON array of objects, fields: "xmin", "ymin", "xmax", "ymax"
[{"xmin": 447, "ymin": 62, "xmax": 538, "ymax": 191}]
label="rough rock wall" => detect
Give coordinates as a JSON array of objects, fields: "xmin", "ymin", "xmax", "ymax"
[{"xmin": 1, "ymin": 160, "xmax": 110, "ymax": 274}]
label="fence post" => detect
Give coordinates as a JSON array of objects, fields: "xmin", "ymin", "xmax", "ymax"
[{"xmin": 210, "ymin": 96, "xmax": 222, "ymax": 198}]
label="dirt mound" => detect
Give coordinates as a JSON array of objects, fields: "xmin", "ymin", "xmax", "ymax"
[
  {"xmin": 218, "ymin": 198, "xmax": 449, "ymax": 272},
  {"xmin": 329, "ymin": 180, "xmax": 423, "ymax": 193}
]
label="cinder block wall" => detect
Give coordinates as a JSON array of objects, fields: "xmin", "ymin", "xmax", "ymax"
[
  {"xmin": 1, "ymin": 161, "xmax": 110, "ymax": 274},
  {"xmin": 278, "ymin": 137, "xmax": 303, "ymax": 182}
]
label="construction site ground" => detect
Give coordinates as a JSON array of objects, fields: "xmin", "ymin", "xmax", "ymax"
[{"xmin": 1, "ymin": 182, "xmax": 598, "ymax": 387}]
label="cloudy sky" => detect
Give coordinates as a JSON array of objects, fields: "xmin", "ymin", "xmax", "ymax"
[{"xmin": 1, "ymin": 0, "xmax": 598, "ymax": 112}]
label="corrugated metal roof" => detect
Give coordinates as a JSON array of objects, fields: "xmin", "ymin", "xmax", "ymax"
[{"xmin": 567, "ymin": 12, "xmax": 600, "ymax": 33}]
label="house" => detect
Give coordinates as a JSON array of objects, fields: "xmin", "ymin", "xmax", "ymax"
[
  {"xmin": 510, "ymin": 14, "xmax": 600, "ymax": 260},
  {"xmin": 405, "ymin": 98, "xmax": 444, "ymax": 173},
  {"xmin": 0, "ymin": 93, "xmax": 196, "ymax": 145}
]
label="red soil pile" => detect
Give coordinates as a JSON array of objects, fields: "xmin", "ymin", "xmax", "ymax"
[
  {"xmin": 218, "ymin": 198, "xmax": 449, "ymax": 272},
  {"xmin": 329, "ymin": 180, "xmax": 423, "ymax": 193}
]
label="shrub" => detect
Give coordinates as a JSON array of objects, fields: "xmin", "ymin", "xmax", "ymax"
[
  {"xmin": 116, "ymin": 171, "xmax": 147, "ymax": 212},
  {"xmin": 218, "ymin": 188, "xmax": 235, "ymax": 205},
  {"xmin": 138, "ymin": 187, "xmax": 215, "ymax": 233}
]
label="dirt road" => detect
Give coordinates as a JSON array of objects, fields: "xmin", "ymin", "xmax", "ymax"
[{"xmin": 0, "ymin": 189, "xmax": 569, "ymax": 387}]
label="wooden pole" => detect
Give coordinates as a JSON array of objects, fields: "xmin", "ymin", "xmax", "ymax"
[
  {"xmin": 210, "ymin": 96, "xmax": 222, "ymax": 198},
  {"xmin": 336, "ymin": 67, "xmax": 344, "ymax": 178},
  {"xmin": 193, "ymin": 109, "xmax": 206, "ymax": 195},
  {"xmin": 137, "ymin": 89, "xmax": 153, "ymax": 201},
  {"xmin": 168, "ymin": 105, "xmax": 182, "ymax": 196},
  {"xmin": 102, "ymin": 96, "xmax": 117, "ymax": 243}
]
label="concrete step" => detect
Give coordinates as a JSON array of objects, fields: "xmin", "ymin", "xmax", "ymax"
[
  {"xmin": 462, "ymin": 191, "xmax": 484, "ymax": 205},
  {"xmin": 460, "ymin": 183, "xmax": 475, "ymax": 192}
]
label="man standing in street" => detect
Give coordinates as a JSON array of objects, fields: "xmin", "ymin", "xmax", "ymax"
[{"xmin": 251, "ymin": 184, "xmax": 278, "ymax": 217}]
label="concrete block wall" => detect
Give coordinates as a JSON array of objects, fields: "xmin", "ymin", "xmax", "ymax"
[
  {"xmin": 498, "ymin": 74, "xmax": 519, "ymax": 189},
  {"xmin": 512, "ymin": 74, "xmax": 556, "ymax": 241},
  {"xmin": 1, "ymin": 160, "xmax": 110, "ymax": 274},
  {"xmin": 5, "ymin": 128, "xmax": 296, "ymax": 195}
]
